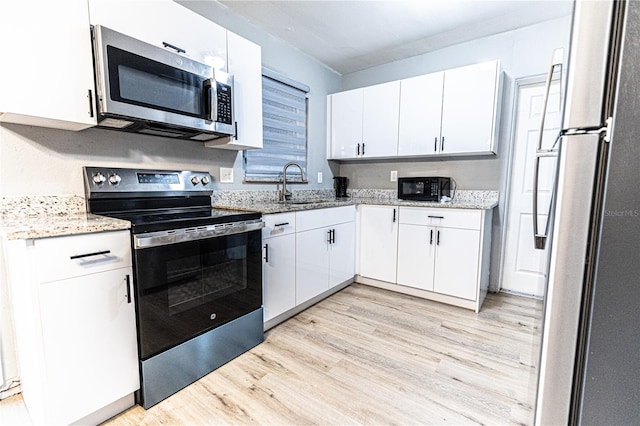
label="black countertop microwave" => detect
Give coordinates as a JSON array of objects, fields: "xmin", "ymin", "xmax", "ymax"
[{"xmin": 398, "ymin": 177, "xmax": 452, "ymax": 201}]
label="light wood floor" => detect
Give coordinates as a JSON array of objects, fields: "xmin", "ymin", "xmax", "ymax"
[{"xmin": 0, "ymin": 283, "xmax": 543, "ymax": 425}]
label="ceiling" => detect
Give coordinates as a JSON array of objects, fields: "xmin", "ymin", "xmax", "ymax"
[{"xmin": 218, "ymin": 0, "xmax": 574, "ymax": 75}]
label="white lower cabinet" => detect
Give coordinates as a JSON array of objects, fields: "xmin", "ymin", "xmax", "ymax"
[
  {"xmin": 358, "ymin": 205, "xmax": 399, "ymax": 283},
  {"xmin": 396, "ymin": 224, "xmax": 436, "ymax": 291},
  {"xmin": 432, "ymin": 227, "xmax": 481, "ymax": 300},
  {"xmin": 360, "ymin": 205, "xmax": 492, "ymax": 312},
  {"xmin": 296, "ymin": 206, "xmax": 356, "ymax": 304},
  {"xmin": 5, "ymin": 230, "xmax": 139, "ymax": 425},
  {"xmin": 262, "ymin": 213, "xmax": 296, "ymax": 322},
  {"xmin": 262, "ymin": 207, "xmax": 356, "ymax": 329}
]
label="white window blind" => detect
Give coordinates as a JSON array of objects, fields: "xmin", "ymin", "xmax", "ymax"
[{"xmin": 243, "ymin": 69, "xmax": 309, "ymax": 182}]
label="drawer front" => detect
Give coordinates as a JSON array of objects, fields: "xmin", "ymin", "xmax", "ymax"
[
  {"xmin": 34, "ymin": 230, "xmax": 132, "ymax": 283},
  {"xmin": 399, "ymin": 207, "xmax": 482, "ymax": 230},
  {"xmin": 262, "ymin": 212, "xmax": 296, "ymax": 239},
  {"xmin": 296, "ymin": 205, "xmax": 356, "ymax": 233}
]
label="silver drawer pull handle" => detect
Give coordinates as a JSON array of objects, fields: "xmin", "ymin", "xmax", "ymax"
[{"xmin": 70, "ymin": 250, "xmax": 111, "ymax": 260}]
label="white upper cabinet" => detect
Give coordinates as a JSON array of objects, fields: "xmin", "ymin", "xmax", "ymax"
[
  {"xmin": 88, "ymin": 0, "xmax": 227, "ymax": 71},
  {"xmin": 328, "ymin": 88, "xmax": 363, "ymax": 159},
  {"xmin": 362, "ymin": 81, "xmax": 400, "ymax": 157},
  {"xmin": 328, "ymin": 60, "xmax": 501, "ymax": 160},
  {"xmin": 328, "ymin": 81, "xmax": 400, "ymax": 159},
  {"xmin": 206, "ymin": 31, "xmax": 263, "ymax": 150},
  {"xmin": 398, "ymin": 72, "xmax": 444, "ymax": 156},
  {"xmin": 0, "ymin": 0, "xmax": 97, "ymax": 130},
  {"xmin": 440, "ymin": 61, "xmax": 501, "ymax": 155}
]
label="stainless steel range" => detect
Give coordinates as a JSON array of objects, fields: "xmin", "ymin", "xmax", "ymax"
[{"xmin": 84, "ymin": 166, "xmax": 264, "ymax": 409}]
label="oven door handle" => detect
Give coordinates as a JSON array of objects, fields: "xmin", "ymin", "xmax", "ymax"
[{"xmin": 134, "ymin": 220, "xmax": 265, "ymax": 249}]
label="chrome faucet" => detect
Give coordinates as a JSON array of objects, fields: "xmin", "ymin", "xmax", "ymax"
[{"xmin": 279, "ymin": 162, "xmax": 306, "ymax": 202}]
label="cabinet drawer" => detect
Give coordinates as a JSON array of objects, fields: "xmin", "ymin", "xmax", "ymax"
[
  {"xmin": 34, "ymin": 230, "xmax": 132, "ymax": 283},
  {"xmin": 399, "ymin": 207, "xmax": 482, "ymax": 230},
  {"xmin": 296, "ymin": 205, "xmax": 355, "ymax": 232},
  {"xmin": 263, "ymin": 213, "xmax": 296, "ymax": 239}
]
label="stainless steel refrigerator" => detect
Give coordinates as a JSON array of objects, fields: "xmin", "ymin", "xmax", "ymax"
[{"xmin": 534, "ymin": 0, "xmax": 640, "ymax": 424}]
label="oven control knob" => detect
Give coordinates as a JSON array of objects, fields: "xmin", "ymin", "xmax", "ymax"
[
  {"xmin": 108, "ymin": 173, "xmax": 122, "ymax": 185},
  {"xmin": 201, "ymin": 176, "xmax": 210, "ymax": 185},
  {"xmin": 191, "ymin": 176, "xmax": 200, "ymax": 185},
  {"xmin": 92, "ymin": 172, "xmax": 106, "ymax": 185}
]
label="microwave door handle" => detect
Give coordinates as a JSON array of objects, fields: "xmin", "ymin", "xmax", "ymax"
[{"xmin": 204, "ymin": 77, "xmax": 218, "ymax": 122}]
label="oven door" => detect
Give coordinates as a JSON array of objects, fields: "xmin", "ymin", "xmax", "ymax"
[{"xmin": 133, "ymin": 228, "xmax": 262, "ymax": 360}]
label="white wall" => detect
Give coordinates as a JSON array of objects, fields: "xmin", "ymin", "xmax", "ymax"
[
  {"xmin": 337, "ymin": 16, "xmax": 572, "ymax": 291},
  {"xmin": 0, "ymin": 1, "xmax": 342, "ymax": 197}
]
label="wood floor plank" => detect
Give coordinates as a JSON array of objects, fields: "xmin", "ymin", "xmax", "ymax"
[{"xmin": 0, "ymin": 283, "xmax": 543, "ymax": 425}]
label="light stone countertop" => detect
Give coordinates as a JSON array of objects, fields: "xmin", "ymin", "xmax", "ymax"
[
  {"xmin": 212, "ymin": 189, "xmax": 499, "ymax": 214},
  {"xmin": 0, "ymin": 213, "xmax": 131, "ymax": 240},
  {"xmin": 0, "ymin": 196, "xmax": 130, "ymax": 240},
  {"xmin": 0, "ymin": 190, "xmax": 497, "ymax": 240}
]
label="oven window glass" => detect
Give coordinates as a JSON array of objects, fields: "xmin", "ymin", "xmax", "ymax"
[
  {"xmin": 107, "ymin": 46, "xmax": 205, "ymax": 118},
  {"xmin": 134, "ymin": 230, "xmax": 262, "ymax": 359}
]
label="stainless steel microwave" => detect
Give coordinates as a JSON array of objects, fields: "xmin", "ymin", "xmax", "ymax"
[
  {"xmin": 91, "ymin": 25, "xmax": 235, "ymax": 141},
  {"xmin": 398, "ymin": 177, "xmax": 452, "ymax": 201}
]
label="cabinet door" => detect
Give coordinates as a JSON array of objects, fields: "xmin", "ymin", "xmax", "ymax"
[
  {"xmin": 362, "ymin": 81, "xmax": 400, "ymax": 157},
  {"xmin": 359, "ymin": 205, "xmax": 398, "ymax": 283},
  {"xmin": 263, "ymin": 234, "xmax": 296, "ymax": 322},
  {"xmin": 210, "ymin": 31, "xmax": 263, "ymax": 150},
  {"xmin": 398, "ymin": 72, "xmax": 444, "ymax": 156},
  {"xmin": 397, "ymin": 224, "xmax": 436, "ymax": 291},
  {"xmin": 433, "ymin": 228, "xmax": 480, "ymax": 300},
  {"xmin": 88, "ymin": 0, "xmax": 227, "ymax": 70},
  {"xmin": 38, "ymin": 267, "xmax": 139, "ymax": 425},
  {"xmin": 440, "ymin": 61, "xmax": 499, "ymax": 154},
  {"xmin": 329, "ymin": 221, "xmax": 356, "ymax": 288},
  {"xmin": 296, "ymin": 227, "xmax": 330, "ymax": 304},
  {"xmin": 329, "ymin": 89, "xmax": 363, "ymax": 159},
  {"xmin": 0, "ymin": 0, "xmax": 96, "ymax": 130}
]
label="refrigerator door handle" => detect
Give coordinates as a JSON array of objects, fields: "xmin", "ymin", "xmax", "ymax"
[
  {"xmin": 533, "ymin": 152, "xmax": 558, "ymax": 250},
  {"xmin": 533, "ymin": 48, "xmax": 564, "ymax": 250}
]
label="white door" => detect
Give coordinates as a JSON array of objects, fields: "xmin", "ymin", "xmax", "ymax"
[
  {"xmin": 440, "ymin": 61, "xmax": 498, "ymax": 154},
  {"xmin": 362, "ymin": 81, "xmax": 400, "ymax": 157},
  {"xmin": 398, "ymin": 72, "xmax": 444, "ymax": 156},
  {"xmin": 359, "ymin": 205, "xmax": 398, "ymax": 283},
  {"xmin": 396, "ymin": 224, "xmax": 436, "ymax": 291},
  {"xmin": 39, "ymin": 268, "xmax": 139, "ymax": 425},
  {"xmin": 433, "ymin": 227, "xmax": 481, "ymax": 300},
  {"xmin": 329, "ymin": 89, "xmax": 363, "ymax": 159},
  {"xmin": 263, "ymin": 233, "xmax": 296, "ymax": 322},
  {"xmin": 502, "ymin": 81, "xmax": 561, "ymax": 296},
  {"xmin": 295, "ymin": 227, "xmax": 330, "ymax": 304},
  {"xmin": 328, "ymin": 221, "xmax": 356, "ymax": 288}
]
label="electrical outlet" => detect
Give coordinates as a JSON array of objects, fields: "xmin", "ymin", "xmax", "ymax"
[
  {"xmin": 220, "ymin": 167, "xmax": 234, "ymax": 183},
  {"xmin": 317, "ymin": 172, "xmax": 323, "ymax": 183},
  {"xmin": 390, "ymin": 170, "xmax": 398, "ymax": 182}
]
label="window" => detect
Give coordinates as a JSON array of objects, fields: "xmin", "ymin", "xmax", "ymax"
[{"xmin": 243, "ymin": 68, "xmax": 309, "ymax": 182}]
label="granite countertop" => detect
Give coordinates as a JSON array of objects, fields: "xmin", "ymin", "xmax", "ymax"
[
  {"xmin": 0, "ymin": 196, "xmax": 130, "ymax": 240},
  {"xmin": 1, "ymin": 190, "xmax": 498, "ymax": 240},
  {"xmin": 212, "ymin": 189, "xmax": 499, "ymax": 214}
]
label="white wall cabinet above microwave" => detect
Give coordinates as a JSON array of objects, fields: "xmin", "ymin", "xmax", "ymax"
[
  {"xmin": 205, "ymin": 31, "xmax": 263, "ymax": 150},
  {"xmin": 328, "ymin": 81, "xmax": 400, "ymax": 159},
  {"xmin": 0, "ymin": 0, "xmax": 97, "ymax": 130},
  {"xmin": 88, "ymin": 0, "xmax": 228, "ymax": 71},
  {"xmin": 327, "ymin": 60, "xmax": 502, "ymax": 160}
]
